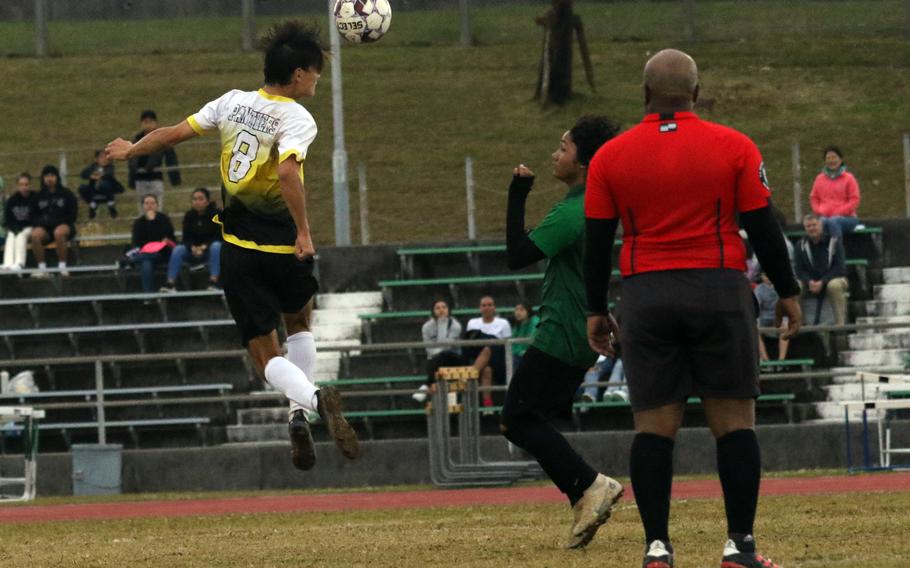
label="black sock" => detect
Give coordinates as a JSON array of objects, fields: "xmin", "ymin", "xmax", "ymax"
[
  {"xmin": 630, "ymin": 432, "xmax": 674, "ymax": 544},
  {"xmin": 502, "ymin": 415, "xmax": 597, "ymax": 506},
  {"xmin": 716, "ymin": 429, "xmax": 761, "ymax": 538}
]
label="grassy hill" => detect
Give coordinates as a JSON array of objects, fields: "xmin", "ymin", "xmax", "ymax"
[{"xmin": 1, "ymin": 1, "xmax": 908, "ymax": 245}]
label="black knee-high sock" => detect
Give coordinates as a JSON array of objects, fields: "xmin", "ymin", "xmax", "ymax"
[
  {"xmin": 503, "ymin": 416, "xmax": 597, "ymax": 506},
  {"xmin": 630, "ymin": 432, "xmax": 675, "ymax": 544},
  {"xmin": 716, "ymin": 429, "xmax": 761, "ymax": 539}
]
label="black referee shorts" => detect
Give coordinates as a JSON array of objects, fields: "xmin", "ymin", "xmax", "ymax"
[
  {"xmin": 221, "ymin": 242, "xmax": 319, "ymax": 346},
  {"xmin": 501, "ymin": 346, "xmax": 588, "ymax": 426},
  {"xmin": 619, "ymin": 268, "xmax": 760, "ymax": 412}
]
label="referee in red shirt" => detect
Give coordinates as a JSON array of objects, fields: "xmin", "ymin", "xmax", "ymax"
[{"xmin": 583, "ymin": 50, "xmax": 801, "ymax": 568}]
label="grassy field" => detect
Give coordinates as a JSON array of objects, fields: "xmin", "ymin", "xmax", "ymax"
[
  {"xmin": 0, "ymin": 491, "xmax": 908, "ymax": 567},
  {"xmin": 1, "ymin": 1, "xmax": 908, "ymax": 244}
]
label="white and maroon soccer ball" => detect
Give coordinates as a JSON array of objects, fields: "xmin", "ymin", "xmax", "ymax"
[{"xmin": 333, "ymin": 0, "xmax": 392, "ymax": 44}]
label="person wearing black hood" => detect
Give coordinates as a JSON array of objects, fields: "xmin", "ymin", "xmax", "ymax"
[
  {"xmin": 2, "ymin": 172, "xmax": 35, "ymax": 271},
  {"xmin": 160, "ymin": 187, "xmax": 222, "ymax": 292},
  {"xmin": 30, "ymin": 165, "xmax": 78, "ymax": 277},
  {"xmin": 78, "ymin": 150, "xmax": 125, "ymax": 219}
]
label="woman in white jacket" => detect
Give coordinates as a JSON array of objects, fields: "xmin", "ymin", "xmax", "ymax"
[{"xmin": 413, "ymin": 299, "xmax": 463, "ymax": 402}]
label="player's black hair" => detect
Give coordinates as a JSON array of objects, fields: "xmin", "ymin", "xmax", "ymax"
[
  {"xmin": 569, "ymin": 115, "xmax": 621, "ymax": 167},
  {"xmin": 18, "ymin": 172, "xmax": 31, "ymax": 182},
  {"xmin": 142, "ymin": 193, "xmax": 159, "ymax": 205},
  {"xmin": 261, "ymin": 21, "xmax": 327, "ymax": 85},
  {"xmin": 140, "ymin": 109, "xmax": 157, "ymax": 121},
  {"xmin": 823, "ymin": 145, "xmax": 844, "ymax": 160},
  {"xmin": 192, "ymin": 187, "xmax": 211, "ymax": 200}
]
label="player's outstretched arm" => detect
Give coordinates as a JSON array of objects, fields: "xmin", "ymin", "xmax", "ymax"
[
  {"xmin": 105, "ymin": 120, "xmax": 198, "ymax": 161},
  {"xmin": 277, "ymin": 157, "xmax": 315, "ymax": 261}
]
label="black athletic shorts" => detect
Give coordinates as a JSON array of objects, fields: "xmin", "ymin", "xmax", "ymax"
[
  {"xmin": 619, "ymin": 268, "xmax": 760, "ymax": 412},
  {"xmin": 501, "ymin": 346, "xmax": 587, "ymax": 426},
  {"xmin": 221, "ymin": 242, "xmax": 319, "ymax": 346}
]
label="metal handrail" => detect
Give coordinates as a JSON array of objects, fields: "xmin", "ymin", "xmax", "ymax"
[{"xmin": 2, "ymin": 323, "xmax": 908, "ymax": 444}]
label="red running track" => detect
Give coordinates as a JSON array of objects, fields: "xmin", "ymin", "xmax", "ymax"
[{"xmin": 1, "ymin": 472, "xmax": 908, "ymax": 524}]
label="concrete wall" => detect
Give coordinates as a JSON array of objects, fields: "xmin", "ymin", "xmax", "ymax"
[{"xmin": 4, "ymin": 421, "xmax": 905, "ymax": 497}]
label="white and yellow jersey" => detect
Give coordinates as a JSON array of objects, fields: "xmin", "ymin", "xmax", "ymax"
[{"xmin": 187, "ymin": 88, "xmax": 317, "ymax": 254}]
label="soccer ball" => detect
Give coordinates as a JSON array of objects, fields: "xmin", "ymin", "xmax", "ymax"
[{"xmin": 334, "ymin": 0, "xmax": 392, "ymax": 44}]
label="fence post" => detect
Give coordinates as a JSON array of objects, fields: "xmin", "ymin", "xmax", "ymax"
[
  {"xmin": 94, "ymin": 360, "xmax": 106, "ymax": 445},
  {"xmin": 58, "ymin": 149, "xmax": 68, "ymax": 187},
  {"xmin": 904, "ymin": 133, "xmax": 910, "ymax": 218},
  {"xmin": 241, "ymin": 0, "xmax": 256, "ymax": 52},
  {"xmin": 465, "ymin": 156, "xmax": 477, "ymax": 240},
  {"xmin": 358, "ymin": 162, "xmax": 370, "ymax": 245},
  {"xmin": 34, "ymin": 0, "xmax": 48, "ymax": 58},
  {"xmin": 682, "ymin": 0, "xmax": 696, "ymax": 42},
  {"xmin": 459, "ymin": 0, "xmax": 473, "ymax": 47},
  {"xmin": 791, "ymin": 142, "xmax": 803, "ymax": 223}
]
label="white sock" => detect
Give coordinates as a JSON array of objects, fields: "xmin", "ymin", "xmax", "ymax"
[
  {"xmin": 286, "ymin": 331, "xmax": 318, "ymax": 416},
  {"xmin": 58, "ymin": 261, "xmax": 67, "ymax": 269},
  {"xmin": 287, "ymin": 331, "xmax": 317, "ymax": 380},
  {"xmin": 38, "ymin": 262, "xmax": 47, "ymax": 270},
  {"xmin": 264, "ymin": 356, "xmax": 318, "ymax": 416}
]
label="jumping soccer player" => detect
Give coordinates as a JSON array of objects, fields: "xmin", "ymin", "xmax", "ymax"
[
  {"xmin": 584, "ymin": 49, "xmax": 800, "ymax": 568},
  {"xmin": 501, "ymin": 115, "xmax": 623, "ymax": 549},
  {"xmin": 105, "ymin": 22, "xmax": 359, "ymax": 471}
]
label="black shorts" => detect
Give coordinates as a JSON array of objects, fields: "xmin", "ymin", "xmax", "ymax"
[
  {"xmin": 221, "ymin": 242, "xmax": 319, "ymax": 346},
  {"xmin": 619, "ymin": 268, "xmax": 760, "ymax": 412},
  {"xmin": 501, "ymin": 346, "xmax": 587, "ymax": 425}
]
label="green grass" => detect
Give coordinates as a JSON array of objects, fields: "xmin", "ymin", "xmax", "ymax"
[
  {"xmin": 1, "ymin": 2, "xmax": 908, "ymax": 245},
  {"xmin": 0, "ymin": 492, "xmax": 908, "ymax": 566}
]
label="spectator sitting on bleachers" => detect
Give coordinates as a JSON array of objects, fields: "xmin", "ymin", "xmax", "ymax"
[
  {"xmin": 795, "ymin": 214, "xmax": 848, "ymax": 325},
  {"xmin": 127, "ymin": 194, "xmax": 176, "ymax": 293},
  {"xmin": 78, "ymin": 150, "xmax": 124, "ymax": 219},
  {"xmin": 412, "ymin": 299, "xmax": 464, "ymax": 403},
  {"xmin": 29, "ymin": 165, "xmax": 78, "ymax": 278},
  {"xmin": 464, "ymin": 295, "xmax": 512, "ymax": 409},
  {"xmin": 2, "ymin": 173, "xmax": 35, "ymax": 271},
  {"xmin": 755, "ymin": 272, "xmax": 790, "ymax": 361},
  {"xmin": 810, "ymin": 145, "xmax": 862, "ymax": 238},
  {"xmin": 160, "ymin": 187, "xmax": 222, "ymax": 292},
  {"xmin": 511, "ymin": 302, "xmax": 539, "ymax": 367}
]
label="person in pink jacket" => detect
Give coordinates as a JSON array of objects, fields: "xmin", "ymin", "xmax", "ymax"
[{"xmin": 810, "ymin": 145, "xmax": 861, "ymax": 238}]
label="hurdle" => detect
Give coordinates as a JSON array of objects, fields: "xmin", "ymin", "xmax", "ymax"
[
  {"xmin": 842, "ymin": 372, "xmax": 910, "ymax": 473},
  {"xmin": 425, "ymin": 367, "xmax": 541, "ymax": 488},
  {"xmin": 0, "ymin": 406, "xmax": 44, "ymax": 502}
]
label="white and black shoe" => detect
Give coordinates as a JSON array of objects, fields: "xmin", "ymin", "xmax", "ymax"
[
  {"xmin": 289, "ymin": 409, "xmax": 316, "ymax": 471},
  {"xmin": 643, "ymin": 539, "xmax": 674, "ymax": 568},
  {"xmin": 721, "ymin": 536, "xmax": 781, "ymax": 568}
]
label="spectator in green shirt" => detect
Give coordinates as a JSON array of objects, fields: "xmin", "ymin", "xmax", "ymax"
[
  {"xmin": 511, "ymin": 302, "xmax": 539, "ymax": 365},
  {"xmin": 500, "ymin": 115, "xmax": 623, "ymax": 550}
]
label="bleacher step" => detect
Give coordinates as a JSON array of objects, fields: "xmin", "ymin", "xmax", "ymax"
[
  {"xmin": 813, "ymin": 401, "xmax": 885, "ymax": 422},
  {"xmin": 883, "ymin": 267, "xmax": 910, "ymax": 284},
  {"xmin": 848, "ymin": 331, "xmax": 910, "ymax": 350},
  {"xmin": 237, "ymin": 406, "xmax": 288, "ymax": 425},
  {"xmin": 863, "ymin": 301, "xmax": 910, "ymax": 318},
  {"xmin": 226, "ymin": 423, "xmax": 288, "ymax": 443},
  {"xmin": 316, "ymin": 292, "xmax": 383, "ymax": 310},
  {"xmin": 823, "ymin": 381, "xmax": 910, "ymax": 401},
  {"xmin": 840, "ymin": 349, "xmax": 909, "ymax": 367},
  {"xmin": 873, "ymin": 284, "xmax": 910, "ymax": 302}
]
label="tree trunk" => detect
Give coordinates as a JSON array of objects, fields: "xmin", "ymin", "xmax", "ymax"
[{"xmin": 547, "ymin": 0, "xmax": 574, "ymax": 105}]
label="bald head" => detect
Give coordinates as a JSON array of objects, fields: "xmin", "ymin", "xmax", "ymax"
[{"xmin": 643, "ymin": 49, "xmax": 699, "ymax": 111}]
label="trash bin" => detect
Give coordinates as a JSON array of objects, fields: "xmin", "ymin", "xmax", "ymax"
[{"xmin": 71, "ymin": 444, "xmax": 122, "ymax": 496}]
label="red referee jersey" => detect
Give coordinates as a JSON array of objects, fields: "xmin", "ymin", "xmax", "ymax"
[{"xmin": 585, "ymin": 111, "xmax": 771, "ymax": 277}]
